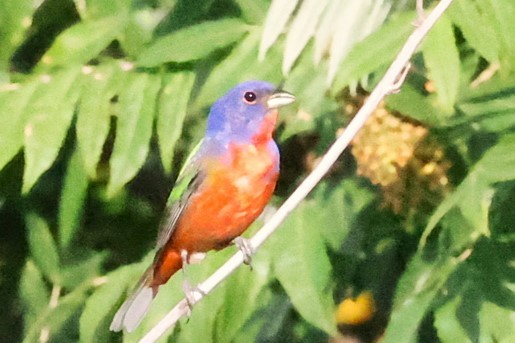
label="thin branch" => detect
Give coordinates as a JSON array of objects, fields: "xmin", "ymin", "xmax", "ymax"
[
  {"xmin": 139, "ymin": 1, "xmax": 455, "ymax": 342},
  {"xmin": 39, "ymin": 285, "xmax": 61, "ymax": 343},
  {"xmin": 470, "ymin": 62, "xmax": 500, "ymax": 88}
]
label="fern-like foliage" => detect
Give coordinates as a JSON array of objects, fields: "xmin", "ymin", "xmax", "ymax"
[{"xmin": 0, "ymin": 0, "xmax": 514, "ymax": 342}]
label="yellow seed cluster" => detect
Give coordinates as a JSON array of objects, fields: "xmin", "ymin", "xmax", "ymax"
[
  {"xmin": 382, "ymin": 139, "xmax": 451, "ymax": 214},
  {"xmin": 351, "ymin": 104, "xmax": 427, "ymax": 187},
  {"xmin": 349, "ymin": 101, "xmax": 451, "ymax": 214}
]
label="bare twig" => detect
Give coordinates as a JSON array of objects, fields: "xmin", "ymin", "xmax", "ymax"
[
  {"xmin": 138, "ymin": 1, "xmax": 455, "ymax": 342},
  {"xmin": 470, "ymin": 62, "xmax": 500, "ymax": 88},
  {"xmin": 39, "ymin": 285, "xmax": 61, "ymax": 343}
]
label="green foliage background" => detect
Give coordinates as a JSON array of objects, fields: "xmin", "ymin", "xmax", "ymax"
[{"xmin": 0, "ymin": 0, "xmax": 514, "ymax": 342}]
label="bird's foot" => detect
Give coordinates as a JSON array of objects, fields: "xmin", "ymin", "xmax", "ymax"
[
  {"xmin": 233, "ymin": 237, "xmax": 254, "ymax": 267},
  {"xmin": 180, "ymin": 249, "xmax": 206, "ymax": 316},
  {"xmin": 182, "ymin": 280, "xmax": 205, "ymax": 316}
]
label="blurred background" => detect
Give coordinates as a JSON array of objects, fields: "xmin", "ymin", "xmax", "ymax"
[{"xmin": 0, "ymin": 0, "xmax": 514, "ymax": 342}]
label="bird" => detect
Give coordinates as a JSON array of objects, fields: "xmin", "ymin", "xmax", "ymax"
[{"xmin": 110, "ymin": 80, "xmax": 295, "ymax": 332}]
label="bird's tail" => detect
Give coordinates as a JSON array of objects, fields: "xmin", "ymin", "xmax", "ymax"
[
  {"xmin": 110, "ymin": 267, "xmax": 157, "ymax": 332},
  {"xmin": 110, "ymin": 249, "xmax": 184, "ymax": 332}
]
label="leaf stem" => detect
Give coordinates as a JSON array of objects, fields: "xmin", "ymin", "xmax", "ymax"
[{"xmin": 39, "ymin": 285, "xmax": 61, "ymax": 343}]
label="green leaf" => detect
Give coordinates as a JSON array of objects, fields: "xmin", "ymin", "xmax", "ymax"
[
  {"xmin": 386, "ymin": 83, "xmax": 441, "ymax": 126},
  {"xmin": 80, "ymin": 266, "xmax": 133, "ymax": 343},
  {"xmin": 480, "ymin": 0, "xmax": 515, "ymax": 69},
  {"xmin": 458, "ymin": 95, "xmax": 515, "ymax": 118},
  {"xmin": 81, "ymin": 256, "xmax": 155, "ymax": 342},
  {"xmin": 194, "ymin": 28, "xmax": 283, "ymax": 110},
  {"xmin": 326, "ymin": 1, "xmax": 390, "ymax": 84},
  {"xmin": 434, "ymin": 242, "xmax": 515, "ymax": 343},
  {"xmin": 234, "ymin": 0, "xmax": 268, "ymax": 25},
  {"xmin": 153, "ymin": 0, "xmax": 215, "ymax": 35},
  {"xmin": 384, "ymin": 161, "xmax": 497, "ymax": 343},
  {"xmin": 60, "ymin": 253, "xmax": 107, "ymax": 290},
  {"xmin": 280, "ymin": 48, "xmax": 331, "ymax": 139},
  {"xmin": 282, "ymin": 0, "xmax": 330, "ymax": 74},
  {"xmin": 19, "ymin": 260, "xmax": 50, "ymax": 330},
  {"xmin": 23, "ymin": 67, "xmax": 82, "ymax": 193},
  {"xmin": 313, "ymin": 0, "xmax": 342, "ymax": 65},
  {"xmin": 157, "ymin": 71, "xmax": 195, "ymax": 174},
  {"xmin": 23, "ymin": 285, "xmax": 88, "ymax": 343},
  {"xmin": 383, "ymin": 253, "xmax": 458, "ymax": 343},
  {"xmin": 490, "ymin": 182, "xmax": 515, "ymax": 238},
  {"xmin": 462, "ymin": 73, "xmax": 515, "ymax": 100},
  {"xmin": 173, "ymin": 290, "xmax": 224, "ymax": 343},
  {"xmin": 422, "ymin": 15, "xmax": 460, "ymax": 113},
  {"xmin": 420, "ymin": 133, "xmax": 515, "ymax": 246},
  {"xmin": 269, "ymin": 202, "xmax": 337, "ymax": 335},
  {"xmin": 315, "ymin": 180, "xmax": 374, "ymax": 251},
  {"xmin": 37, "ymin": 16, "xmax": 125, "ymax": 69},
  {"xmin": 232, "ymin": 289, "xmax": 291, "ymax": 342},
  {"xmin": 75, "ymin": 0, "xmax": 131, "ymax": 20},
  {"xmin": 448, "ymin": 0, "xmax": 500, "ymax": 63},
  {"xmin": 26, "ymin": 213, "xmax": 60, "ymax": 284},
  {"xmin": 137, "ymin": 19, "xmax": 249, "ymax": 67},
  {"xmin": 434, "ymin": 288, "xmax": 474, "ymax": 343},
  {"xmin": 443, "ymin": 191, "xmax": 493, "ymax": 253},
  {"xmin": 0, "ymin": 0, "xmax": 33, "ymax": 80},
  {"xmin": 107, "ymin": 73, "xmax": 160, "ymax": 197},
  {"xmin": 0, "ymin": 81, "xmax": 38, "ymax": 172},
  {"xmin": 474, "ymin": 133, "xmax": 515, "ymax": 183},
  {"xmin": 213, "ymin": 253, "xmax": 272, "ymax": 343},
  {"xmin": 58, "ymin": 148, "xmax": 89, "ymax": 248},
  {"xmin": 332, "ymin": 11, "xmax": 414, "ymax": 90},
  {"xmin": 450, "ymin": 77, "xmax": 515, "ymax": 132},
  {"xmin": 480, "ymin": 301, "xmax": 515, "ymax": 342},
  {"xmin": 76, "ymin": 62, "xmax": 124, "ymax": 178},
  {"xmin": 472, "ymin": 238, "xmax": 514, "ymax": 308},
  {"xmin": 118, "ymin": 10, "xmax": 161, "ymax": 57},
  {"xmin": 259, "ymin": 0, "xmax": 300, "ymax": 59}
]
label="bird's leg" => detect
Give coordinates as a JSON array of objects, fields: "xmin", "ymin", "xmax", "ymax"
[
  {"xmin": 187, "ymin": 251, "xmax": 206, "ymax": 264},
  {"xmin": 180, "ymin": 250, "xmax": 206, "ymax": 315},
  {"xmin": 233, "ymin": 237, "xmax": 254, "ymax": 268}
]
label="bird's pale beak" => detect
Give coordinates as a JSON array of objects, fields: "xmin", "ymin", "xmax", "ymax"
[{"xmin": 267, "ymin": 90, "xmax": 296, "ymax": 109}]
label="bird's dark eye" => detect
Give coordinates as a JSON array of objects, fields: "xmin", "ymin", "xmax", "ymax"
[{"xmin": 243, "ymin": 91, "xmax": 257, "ymax": 104}]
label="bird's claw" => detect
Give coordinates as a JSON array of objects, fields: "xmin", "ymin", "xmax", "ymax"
[
  {"xmin": 233, "ymin": 237, "xmax": 254, "ymax": 267},
  {"xmin": 182, "ymin": 280, "xmax": 205, "ymax": 316}
]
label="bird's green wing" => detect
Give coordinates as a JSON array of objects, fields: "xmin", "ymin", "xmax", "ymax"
[{"xmin": 155, "ymin": 140, "xmax": 205, "ymax": 250}]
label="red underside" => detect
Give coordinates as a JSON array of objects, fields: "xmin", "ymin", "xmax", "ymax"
[{"xmin": 151, "ymin": 111, "xmax": 279, "ymax": 287}]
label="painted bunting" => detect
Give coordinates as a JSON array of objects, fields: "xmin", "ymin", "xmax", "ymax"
[{"xmin": 110, "ymin": 80, "xmax": 295, "ymax": 332}]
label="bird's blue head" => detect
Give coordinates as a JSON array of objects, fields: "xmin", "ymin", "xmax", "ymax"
[{"xmin": 206, "ymin": 80, "xmax": 295, "ymax": 143}]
